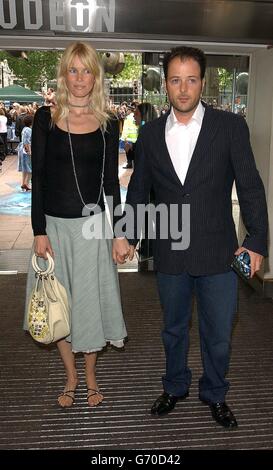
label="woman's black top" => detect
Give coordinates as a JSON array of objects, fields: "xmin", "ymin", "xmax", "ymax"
[{"xmin": 31, "ymin": 106, "xmax": 121, "ymax": 236}]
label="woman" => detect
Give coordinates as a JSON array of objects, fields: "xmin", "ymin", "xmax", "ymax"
[
  {"xmin": 124, "ymin": 102, "xmax": 158, "ymax": 158},
  {"xmin": 24, "ymin": 42, "xmax": 130, "ymax": 408},
  {"xmin": 18, "ymin": 114, "xmax": 33, "ymax": 191},
  {"xmin": 134, "ymin": 102, "xmax": 158, "ymax": 128}
]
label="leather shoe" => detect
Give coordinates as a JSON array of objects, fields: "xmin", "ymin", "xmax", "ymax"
[
  {"xmin": 151, "ymin": 391, "xmax": 189, "ymax": 416},
  {"xmin": 203, "ymin": 401, "xmax": 238, "ymax": 429}
]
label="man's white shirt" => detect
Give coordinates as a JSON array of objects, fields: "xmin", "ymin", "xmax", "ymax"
[{"xmin": 165, "ymin": 101, "xmax": 204, "ymax": 185}]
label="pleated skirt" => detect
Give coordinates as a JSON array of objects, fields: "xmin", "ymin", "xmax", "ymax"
[{"xmin": 24, "ymin": 213, "xmax": 127, "ymax": 353}]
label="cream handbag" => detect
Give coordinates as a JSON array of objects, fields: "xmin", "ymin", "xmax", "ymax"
[{"xmin": 27, "ymin": 253, "xmax": 70, "ymax": 344}]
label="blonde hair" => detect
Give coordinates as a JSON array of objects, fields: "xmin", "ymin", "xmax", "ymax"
[{"xmin": 52, "ymin": 42, "xmax": 109, "ymax": 129}]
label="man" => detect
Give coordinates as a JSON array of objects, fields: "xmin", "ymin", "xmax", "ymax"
[{"xmin": 123, "ymin": 46, "xmax": 268, "ymax": 429}]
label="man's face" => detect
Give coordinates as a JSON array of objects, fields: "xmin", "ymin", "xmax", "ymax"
[{"xmin": 166, "ymin": 57, "xmax": 204, "ymax": 122}]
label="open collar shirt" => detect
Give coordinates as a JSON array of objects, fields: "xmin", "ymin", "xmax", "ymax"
[{"xmin": 165, "ymin": 101, "xmax": 205, "ymax": 185}]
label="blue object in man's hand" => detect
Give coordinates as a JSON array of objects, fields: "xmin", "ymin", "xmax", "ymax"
[{"xmin": 231, "ymin": 251, "xmax": 251, "ymax": 280}]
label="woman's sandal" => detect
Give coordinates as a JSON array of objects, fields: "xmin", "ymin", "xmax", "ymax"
[
  {"xmin": 87, "ymin": 388, "xmax": 104, "ymax": 407},
  {"xmin": 58, "ymin": 390, "xmax": 76, "ymax": 407}
]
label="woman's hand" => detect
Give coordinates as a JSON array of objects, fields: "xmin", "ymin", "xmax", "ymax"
[
  {"xmin": 34, "ymin": 235, "xmax": 54, "ymax": 259},
  {"xmin": 24, "ymin": 143, "xmax": 31, "ymax": 155}
]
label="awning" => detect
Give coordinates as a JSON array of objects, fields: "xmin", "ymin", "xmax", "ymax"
[{"xmin": 0, "ymin": 85, "xmax": 43, "ymax": 104}]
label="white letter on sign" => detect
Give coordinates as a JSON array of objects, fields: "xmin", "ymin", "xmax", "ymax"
[
  {"xmin": 49, "ymin": 0, "xmax": 65, "ymax": 31},
  {"xmin": 0, "ymin": 0, "xmax": 17, "ymax": 29},
  {"xmin": 23, "ymin": 0, "xmax": 43, "ymax": 30}
]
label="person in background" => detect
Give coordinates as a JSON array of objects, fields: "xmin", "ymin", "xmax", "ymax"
[
  {"xmin": 11, "ymin": 102, "xmax": 20, "ymax": 119},
  {"xmin": 0, "ymin": 108, "xmax": 8, "ymax": 157},
  {"xmin": 121, "ymin": 103, "xmax": 138, "ymax": 169},
  {"xmin": 124, "ymin": 46, "xmax": 268, "ymax": 429},
  {"xmin": 117, "ymin": 101, "xmax": 128, "ymax": 136},
  {"xmin": 15, "ymin": 105, "xmax": 29, "ymax": 142},
  {"xmin": 160, "ymin": 103, "xmax": 170, "ymax": 116},
  {"xmin": 31, "ymin": 102, "xmax": 40, "ymax": 114},
  {"xmin": 43, "ymin": 87, "xmax": 56, "ymax": 106},
  {"xmin": 18, "ymin": 114, "xmax": 33, "ymax": 191},
  {"xmin": 129, "ymin": 102, "xmax": 158, "ymax": 260},
  {"xmin": 24, "ymin": 41, "xmax": 129, "ymax": 409},
  {"xmin": 134, "ymin": 102, "xmax": 158, "ymax": 128},
  {"xmin": 124, "ymin": 102, "xmax": 158, "ymax": 161}
]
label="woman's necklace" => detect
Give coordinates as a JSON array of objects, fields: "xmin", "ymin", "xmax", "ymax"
[{"xmin": 68, "ymin": 102, "xmax": 89, "ymax": 108}]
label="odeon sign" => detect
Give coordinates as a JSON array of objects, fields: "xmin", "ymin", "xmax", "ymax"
[{"xmin": 0, "ymin": 0, "xmax": 115, "ymax": 32}]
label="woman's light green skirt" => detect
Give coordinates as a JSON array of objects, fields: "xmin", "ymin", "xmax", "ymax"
[{"xmin": 24, "ymin": 213, "xmax": 127, "ymax": 353}]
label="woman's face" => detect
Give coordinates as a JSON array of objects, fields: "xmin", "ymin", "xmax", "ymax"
[
  {"xmin": 66, "ymin": 55, "xmax": 95, "ymax": 100},
  {"xmin": 134, "ymin": 107, "xmax": 142, "ymax": 126}
]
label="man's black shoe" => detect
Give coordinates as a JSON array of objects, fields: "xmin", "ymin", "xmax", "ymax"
[
  {"xmin": 202, "ymin": 400, "xmax": 238, "ymax": 429},
  {"xmin": 151, "ymin": 391, "xmax": 189, "ymax": 416}
]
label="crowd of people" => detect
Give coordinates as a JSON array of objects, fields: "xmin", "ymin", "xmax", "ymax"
[
  {"xmin": 0, "ymin": 91, "xmax": 246, "ymax": 178},
  {"xmin": 0, "ymin": 97, "xmax": 164, "ymax": 176},
  {"xmin": 0, "ymin": 101, "xmax": 38, "ymax": 178}
]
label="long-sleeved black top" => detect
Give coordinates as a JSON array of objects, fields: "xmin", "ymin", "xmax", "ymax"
[{"xmin": 31, "ymin": 106, "xmax": 121, "ymax": 236}]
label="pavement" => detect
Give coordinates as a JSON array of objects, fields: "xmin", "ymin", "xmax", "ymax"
[{"xmin": 0, "ymin": 154, "xmax": 33, "ymax": 250}]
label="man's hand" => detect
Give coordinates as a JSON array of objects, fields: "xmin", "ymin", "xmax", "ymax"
[
  {"xmin": 127, "ymin": 245, "xmax": 135, "ymax": 261},
  {"xmin": 113, "ymin": 238, "xmax": 132, "ymax": 264},
  {"xmin": 234, "ymin": 247, "xmax": 264, "ymax": 278}
]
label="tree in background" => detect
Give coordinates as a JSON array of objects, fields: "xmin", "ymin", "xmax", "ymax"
[
  {"xmin": 106, "ymin": 53, "xmax": 142, "ymax": 83},
  {"xmin": 203, "ymin": 67, "xmax": 233, "ymax": 105},
  {"xmin": 218, "ymin": 68, "xmax": 233, "ymax": 93},
  {"xmin": 0, "ymin": 50, "xmax": 141, "ymax": 90},
  {"xmin": 0, "ymin": 50, "xmax": 61, "ymax": 90}
]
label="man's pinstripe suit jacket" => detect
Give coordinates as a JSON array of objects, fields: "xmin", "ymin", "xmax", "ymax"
[{"xmin": 125, "ymin": 103, "xmax": 268, "ymax": 275}]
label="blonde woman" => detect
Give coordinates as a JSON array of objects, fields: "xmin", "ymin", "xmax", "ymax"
[{"xmin": 24, "ymin": 42, "xmax": 130, "ymax": 408}]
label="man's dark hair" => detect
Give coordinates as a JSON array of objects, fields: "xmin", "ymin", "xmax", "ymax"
[{"xmin": 163, "ymin": 46, "xmax": 206, "ymax": 80}]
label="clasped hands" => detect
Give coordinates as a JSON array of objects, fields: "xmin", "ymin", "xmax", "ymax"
[
  {"xmin": 112, "ymin": 238, "xmax": 135, "ymax": 264},
  {"xmin": 34, "ymin": 235, "xmax": 135, "ymax": 264}
]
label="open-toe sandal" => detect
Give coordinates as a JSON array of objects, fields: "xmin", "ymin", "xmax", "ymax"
[
  {"xmin": 58, "ymin": 390, "xmax": 76, "ymax": 407},
  {"xmin": 87, "ymin": 388, "xmax": 104, "ymax": 406}
]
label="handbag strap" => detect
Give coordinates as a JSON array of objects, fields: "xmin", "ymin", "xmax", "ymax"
[{"xmin": 32, "ymin": 253, "xmax": 54, "ymax": 275}]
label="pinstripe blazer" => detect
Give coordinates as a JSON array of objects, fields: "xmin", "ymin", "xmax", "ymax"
[{"xmin": 125, "ymin": 103, "xmax": 268, "ymax": 275}]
